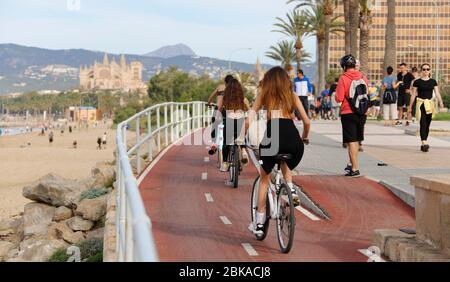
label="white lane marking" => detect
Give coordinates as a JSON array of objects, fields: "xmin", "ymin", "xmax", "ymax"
[
  {"xmin": 296, "ymin": 206, "xmax": 321, "ymax": 221},
  {"xmin": 202, "ymin": 172, "xmax": 208, "ymax": 180},
  {"xmin": 204, "ymin": 157, "xmax": 210, "ymax": 162},
  {"xmin": 242, "ymin": 243, "xmax": 258, "ymax": 257},
  {"xmin": 205, "ymin": 193, "xmax": 214, "ymax": 202},
  {"xmin": 219, "ymin": 216, "xmax": 232, "ymax": 225},
  {"xmin": 358, "ymin": 248, "xmax": 386, "ymax": 262}
]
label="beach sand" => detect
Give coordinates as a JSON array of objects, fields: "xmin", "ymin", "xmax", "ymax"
[{"xmin": 0, "ymin": 121, "xmax": 116, "ymax": 219}]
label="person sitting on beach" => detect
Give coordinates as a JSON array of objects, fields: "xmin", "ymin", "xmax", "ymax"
[
  {"xmin": 49, "ymin": 131, "xmax": 54, "ymax": 145},
  {"xmin": 97, "ymin": 137, "xmax": 102, "ymax": 150},
  {"xmin": 73, "ymin": 140, "xmax": 77, "ymax": 149}
]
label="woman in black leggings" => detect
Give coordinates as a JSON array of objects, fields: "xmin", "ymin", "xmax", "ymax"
[{"xmin": 408, "ymin": 64, "xmax": 445, "ymax": 152}]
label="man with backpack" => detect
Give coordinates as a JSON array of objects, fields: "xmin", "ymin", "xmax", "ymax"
[{"xmin": 335, "ymin": 54, "xmax": 370, "ymax": 178}]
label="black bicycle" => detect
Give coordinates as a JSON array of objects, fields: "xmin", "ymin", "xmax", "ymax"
[{"xmin": 227, "ymin": 143, "xmax": 242, "ymax": 189}]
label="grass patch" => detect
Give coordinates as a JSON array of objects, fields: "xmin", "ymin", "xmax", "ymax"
[
  {"xmin": 86, "ymin": 252, "xmax": 103, "ymax": 262},
  {"xmin": 434, "ymin": 112, "xmax": 450, "ymax": 121},
  {"xmin": 80, "ymin": 188, "xmax": 110, "ymax": 201},
  {"xmin": 48, "ymin": 249, "xmax": 70, "ymax": 262},
  {"xmin": 48, "ymin": 238, "xmax": 103, "ymax": 262}
]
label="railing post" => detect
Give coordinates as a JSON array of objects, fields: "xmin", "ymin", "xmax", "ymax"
[
  {"xmin": 148, "ymin": 111, "xmax": 153, "ymax": 162},
  {"xmin": 187, "ymin": 104, "xmax": 191, "ymax": 133},
  {"xmin": 164, "ymin": 105, "xmax": 168, "ymax": 147},
  {"xmin": 136, "ymin": 118, "xmax": 141, "ymax": 174},
  {"xmin": 126, "ymin": 201, "xmax": 133, "ymax": 262},
  {"xmin": 175, "ymin": 104, "xmax": 179, "ymax": 139},
  {"xmin": 157, "ymin": 107, "xmax": 161, "ymax": 152},
  {"xmin": 119, "ymin": 167, "xmax": 126, "ymax": 261},
  {"xmin": 170, "ymin": 103, "xmax": 174, "ymax": 143}
]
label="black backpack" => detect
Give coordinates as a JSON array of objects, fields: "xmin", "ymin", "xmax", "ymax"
[
  {"xmin": 347, "ymin": 79, "xmax": 370, "ymax": 116},
  {"xmin": 383, "ymin": 89, "xmax": 397, "ymax": 104}
]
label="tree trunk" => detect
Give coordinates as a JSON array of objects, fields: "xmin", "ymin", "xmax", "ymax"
[
  {"xmin": 359, "ymin": 9, "xmax": 371, "ymax": 76},
  {"xmin": 349, "ymin": 0, "xmax": 359, "ymax": 57},
  {"xmin": 383, "ymin": 0, "xmax": 397, "ymax": 72},
  {"xmin": 318, "ymin": 37, "xmax": 326, "ymax": 93},
  {"xmin": 343, "ymin": 0, "xmax": 351, "ymax": 54},
  {"xmin": 295, "ymin": 37, "xmax": 303, "ymax": 71},
  {"xmin": 324, "ymin": 14, "xmax": 331, "ymax": 76}
]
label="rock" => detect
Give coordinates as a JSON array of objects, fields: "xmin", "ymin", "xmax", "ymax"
[
  {"xmin": 53, "ymin": 206, "xmax": 73, "ymax": 222},
  {"xmin": 55, "ymin": 222, "xmax": 84, "ymax": 244},
  {"xmin": 7, "ymin": 248, "xmax": 19, "ymax": 260},
  {"xmin": 22, "ymin": 173, "xmax": 92, "ymax": 208},
  {"xmin": 14, "ymin": 240, "xmax": 68, "ymax": 262},
  {"xmin": 67, "ymin": 216, "xmax": 94, "ymax": 232},
  {"xmin": 0, "ymin": 216, "xmax": 23, "ymax": 246},
  {"xmin": 373, "ymin": 229, "xmax": 415, "ymax": 255},
  {"xmin": 75, "ymin": 195, "xmax": 108, "ymax": 221},
  {"xmin": 19, "ymin": 237, "xmax": 41, "ymax": 251},
  {"xmin": 86, "ymin": 228, "xmax": 104, "ymax": 240},
  {"xmin": 0, "ymin": 241, "xmax": 15, "ymax": 262},
  {"xmin": 91, "ymin": 162, "xmax": 116, "ymax": 188},
  {"xmin": 23, "ymin": 203, "xmax": 55, "ymax": 238}
]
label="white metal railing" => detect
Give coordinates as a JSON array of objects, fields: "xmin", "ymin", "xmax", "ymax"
[{"xmin": 115, "ymin": 101, "xmax": 214, "ymax": 262}]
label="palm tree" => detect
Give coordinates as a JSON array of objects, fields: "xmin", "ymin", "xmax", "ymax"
[
  {"xmin": 343, "ymin": 0, "xmax": 351, "ymax": 54},
  {"xmin": 287, "ymin": 0, "xmax": 339, "ymax": 78},
  {"xmin": 349, "ymin": 0, "xmax": 359, "ymax": 57},
  {"xmin": 266, "ymin": 40, "xmax": 311, "ymax": 72},
  {"xmin": 383, "ymin": 0, "xmax": 396, "ymax": 72},
  {"xmin": 359, "ymin": 0, "xmax": 373, "ymax": 75},
  {"xmin": 304, "ymin": 5, "xmax": 344, "ymax": 92},
  {"xmin": 273, "ymin": 10, "xmax": 310, "ymax": 71}
]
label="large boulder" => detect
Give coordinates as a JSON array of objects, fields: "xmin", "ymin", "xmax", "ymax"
[
  {"xmin": 54, "ymin": 222, "xmax": 84, "ymax": 244},
  {"xmin": 75, "ymin": 195, "xmax": 108, "ymax": 221},
  {"xmin": 0, "ymin": 216, "xmax": 24, "ymax": 246},
  {"xmin": 53, "ymin": 206, "xmax": 73, "ymax": 222},
  {"xmin": 12, "ymin": 240, "xmax": 68, "ymax": 262},
  {"xmin": 23, "ymin": 203, "xmax": 55, "ymax": 238},
  {"xmin": 23, "ymin": 174, "xmax": 92, "ymax": 208},
  {"xmin": 0, "ymin": 241, "xmax": 15, "ymax": 262},
  {"xmin": 86, "ymin": 228, "xmax": 104, "ymax": 240},
  {"xmin": 91, "ymin": 162, "xmax": 116, "ymax": 188},
  {"xmin": 67, "ymin": 216, "xmax": 94, "ymax": 232}
]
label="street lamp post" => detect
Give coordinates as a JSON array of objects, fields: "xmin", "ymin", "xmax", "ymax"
[{"xmin": 228, "ymin": 48, "xmax": 252, "ymax": 73}]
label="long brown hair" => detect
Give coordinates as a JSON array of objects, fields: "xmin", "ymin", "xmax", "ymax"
[
  {"xmin": 223, "ymin": 78, "xmax": 246, "ymax": 111},
  {"xmin": 260, "ymin": 66, "xmax": 296, "ymax": 117}
]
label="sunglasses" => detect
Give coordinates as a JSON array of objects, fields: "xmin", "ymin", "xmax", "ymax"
[{"xmin": 422, "ymin": 68, "xmax": 430, "ymax": 71}]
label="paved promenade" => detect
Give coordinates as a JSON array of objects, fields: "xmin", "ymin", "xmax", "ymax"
[{"xmin": 297, "ymin": 120, "xmax": 450, "ymax": 206}]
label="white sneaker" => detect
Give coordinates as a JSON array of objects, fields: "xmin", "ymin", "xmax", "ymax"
[
  {"xmin": 248, "ymin": 222, "xmax": 264, "ymax": 236},
  {"xmin": 220, "ymin": 162, "xmax": 230, "ymax": 172}
]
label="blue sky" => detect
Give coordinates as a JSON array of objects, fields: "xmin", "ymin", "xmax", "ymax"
[{"xmin": 0, "ymin": 0, "xmax": 316, "ymax": 65}]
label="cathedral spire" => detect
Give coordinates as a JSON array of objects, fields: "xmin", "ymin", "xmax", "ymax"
[
  {"xmin": 120, "ymin": 54, "xmax": 126, "ymax": 68},
  {"xmin": 103, "ymin": 53, "xmax": 109, "ymax": 65},
  {"xmin": 255, "ymin": 57, "xmax": 264, "ymax": 82}
]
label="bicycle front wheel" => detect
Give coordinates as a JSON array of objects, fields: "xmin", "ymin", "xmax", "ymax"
[
  {"xmin": 276, "ymin": 184, "xmax": 296, "ymax": 254},
  {"xmin": 232, "ymin": 146, "xmax": 239, "ymax": 188}
]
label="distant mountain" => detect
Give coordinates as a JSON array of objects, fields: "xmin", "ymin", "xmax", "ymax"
[
  {"xmin": 144, "ymin": 44, "xmax": 196, "ymax": 59},
  {"xmin": 0, "ymin": 43, "xmax": 316, "ymax": 95}
]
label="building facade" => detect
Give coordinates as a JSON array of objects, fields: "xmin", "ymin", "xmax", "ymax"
[
  {"xmin": 79, "ymin": 54, "xmax": 147, "ymax": 92},
  {"xmin": 329, "ymin": 0, "xmax": 450, "ymax": 83}
]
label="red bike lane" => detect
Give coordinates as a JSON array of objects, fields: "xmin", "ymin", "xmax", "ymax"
[{"xmin": 139, "ymin": 133, "xmax": 415, "ymax": 262}]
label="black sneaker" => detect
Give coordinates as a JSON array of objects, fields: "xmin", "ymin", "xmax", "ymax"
[
  {"xmin": 345, "ymin": 170, "xmax": 361, "ymax": 178},
  {"xmin": 344, "ymin": 164, "xmax": 352, "ymax": 173},
  {"xmin": 421, "ymin": 145, "xmax": 430, "ymax": 152}
]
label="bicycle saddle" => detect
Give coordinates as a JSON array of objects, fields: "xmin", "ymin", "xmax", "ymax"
[{"xmin": 275, "ymin": 154, "xmax": 293, "ymax": 162}]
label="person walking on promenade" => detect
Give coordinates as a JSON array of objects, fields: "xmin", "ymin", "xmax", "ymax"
[
  {"xmin": 330, "ymin": 78, "xmax": 340, "ymax": 120},
  {"xmin": 97, "ymin": 137, "xmax": 102, "ymax": 150},
  {"xmin": 381, "ymin": 66, "xmax": 398, "ymax": 127},
  {"xmin": 102, "ymin": 132, "xmax": 107, "ymax": 149},
  {"xmin": 396, "ymin": 63, "xmax": 415, "ymax": 126},
  {"xmin": 293, "ymin": 69, "xmax": 313, "ymax": 119},
  {"xmin": 410, "ymin": 66, "xmax": 420, "ymax": 122},
  {"xmin": 408, "ymin": 64, "xmax": 445, "ymax": 152},
  {"xmin": 335, "ymin": 55, "xmax": 369, "ymax": 177}
]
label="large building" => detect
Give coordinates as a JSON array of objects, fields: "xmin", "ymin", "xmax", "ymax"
[
  {"xmin": 329, "ymin": 0, "xmax": 450, "ymax": 83},
  {"xmin": 79, "ymin": 54, "xmax": 147, "ymax": 92}
]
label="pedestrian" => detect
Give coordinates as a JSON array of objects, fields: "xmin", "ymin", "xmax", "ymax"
[
  {"xmin": 395, "ymin": 63, "xmax": 415, "ymax": 126},
  {"xmin": 382, "ymin": 66, "xmax": 398, "ymax": 127},
  {"xmin": 49, "ymin": 131, "xmax": 54, "ymax": 145},
  {"xmin": 293, "ymin": 69, "xmax": 313, "ymax": 119},
  {"xmin": 410, "ymin": 66, "xmax": 420, "ymax": 122},
  {"xmin": 369, "ymin": 82, "xmax": 381, "ymax": 118},
  {"xmin": 307, "ymin": 93, "xmax": 316, "ymax": 119},
  {"xmin": 102, "ymin": 132, "xmax": 107, "ymax": 149},
  {"xmin": 97, "ymin": 137, "xmax": 102, "ymax": 150},
  {"xmin": 329, "ymin": 78, "xmax": 340, "ymax": 120},
  {"xmin": 73, "ymin": 140, "xmax": 77, "ymax": 149},
  {"xmin": 69, "ymin": 125, "xmax": 72, "ymax": 133},
  {"xmin": 315, "ymin": 97, "xmax": 322, "ymax": 120},
  {"xmin": 408, "ymin": 63, "xmax": 445, "ymax": 152},
  {"xmin": 335, "ymin": 54, "xmax": 370, "ymax": 177}
]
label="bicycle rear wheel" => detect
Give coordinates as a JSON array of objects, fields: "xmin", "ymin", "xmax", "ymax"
[
  {"xmin": 251, "ymin": 176, "xmax": 270, "ymax": 241},
  {"xmin": 276, "ymin": 183, "xmax": 296, "ymax": 253}
]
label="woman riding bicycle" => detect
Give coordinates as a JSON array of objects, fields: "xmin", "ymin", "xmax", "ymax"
[
  {"xmin": 217, "ymin": 78, "xmax": 250, "ymax": 172},
  {"xmin": 246, "ymin": 66, "xmax": 310, "ymax": 236}
]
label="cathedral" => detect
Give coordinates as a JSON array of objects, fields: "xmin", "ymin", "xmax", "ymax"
[{"xmin": 79, "ymin": 54, "xmax": 147, "ymax": 92}]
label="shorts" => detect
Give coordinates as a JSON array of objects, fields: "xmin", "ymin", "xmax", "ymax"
[
  {"xmin": 397, "ymin": 92, "xmax": 411, "ymax": 108},
  {"xmin": 383, "ymin": 104, "xmax": 398, "ymax": 120},
  {"xmin": 341, "ymin": 114, "xmax": 366, "ymax": 143},
  {"xmin": 259, "ymin": 119, "xmax": 304, "ymax": 174}
]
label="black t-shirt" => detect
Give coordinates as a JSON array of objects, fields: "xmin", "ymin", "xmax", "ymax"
[
  {"xmin": 397, "ymin": 72, "xmax": 415, "ymax": 95},
  {"xmin": 413, "ymin": 78, "xmax": 437, "ymax": 100}
]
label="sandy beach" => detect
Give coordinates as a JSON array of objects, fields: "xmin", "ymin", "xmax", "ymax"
[{"xmin": 0, "ymin": 121, "xmax": 116, "ymax": 219}]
